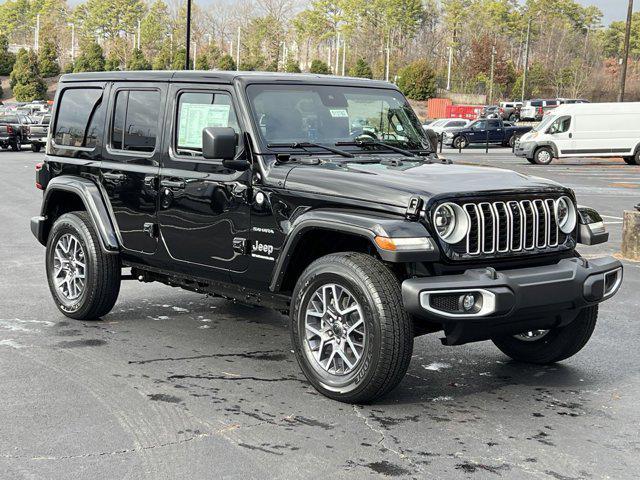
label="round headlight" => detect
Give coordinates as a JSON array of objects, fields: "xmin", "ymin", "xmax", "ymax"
[
  {"xmin": 433, "ymin": 203, "xmax": 469, "ymax": 244},
  {"xmin": 556, "ymin": 196, "xmax": 577, "ymax": 234}
]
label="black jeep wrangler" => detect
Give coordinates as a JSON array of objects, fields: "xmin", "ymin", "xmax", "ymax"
[{"xmin": 31, "ymin": 72, "xmax": 622, "ymax": 403}]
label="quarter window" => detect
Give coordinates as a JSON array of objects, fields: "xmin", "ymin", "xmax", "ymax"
[
  {"xmin": 175, "ymin": 91, "xmax": 239, "ymax": 156},
  {"xmin": 111, "ymin": 90, "xmax": 160, "ymax": 153},
  {"xmin": 53, "ymin": 88, "xmax": 104, "ymax": 148}
]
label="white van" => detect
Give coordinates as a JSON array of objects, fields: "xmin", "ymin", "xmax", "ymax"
[{"xmin": 514, "ymin": 102, "xmax": 640, "ymax": 165}]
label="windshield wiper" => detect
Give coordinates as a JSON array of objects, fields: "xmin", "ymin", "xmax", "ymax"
[
  {"xmin": 335, "ymin": 139, "xmax": 416, "ymax": 157},
  {"xmin": 267, "ymin": 142, "xmax": 354, "ymax": 158}
]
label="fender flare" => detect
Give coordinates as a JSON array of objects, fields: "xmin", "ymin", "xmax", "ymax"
[
  {"xmin": 533, "ymin": 141, "xmax": 559, "ymax": 158},
  {"xmin": 35, "ymin": 176, "xmax": 119, "ymax": 252},
  {"xmin": 269, "ymin": 208, "xmax": 437, "ymax": 292}
]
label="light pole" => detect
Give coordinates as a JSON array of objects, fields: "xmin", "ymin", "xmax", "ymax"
[
  {"xmin": 521, "ymin": 18, "xmax": 532, "ymax": 102},
  {"xmin": 137, "ymin": 20, "xmax": 141, "ymax": 50},
  {"xmin": 618, "ymin": 0, "xmax": 634, "ymax": 102},
  {"xmin": 489, "ymin": 45, "xmax": 496, "ymax": 104},
  {"xmin": 185, "ymin": 0, "xmax": 192, "ymax": 70}
]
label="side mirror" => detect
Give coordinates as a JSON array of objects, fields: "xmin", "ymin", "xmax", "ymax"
[
  {"xmin": 577, "ymin": 206, "xmax": 609, "ymax": 245},
  {"xmin": 202, "ymin": 127, "xmax": 237, "ymax": 161}
]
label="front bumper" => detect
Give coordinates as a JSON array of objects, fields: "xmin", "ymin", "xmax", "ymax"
[
  {"xmin": 402, "ymin": 257, "xmax": 622, "ymax": 345},
  {"xmin": 514, "ymin": 140, "xmax": 536, "ymax": 158}
]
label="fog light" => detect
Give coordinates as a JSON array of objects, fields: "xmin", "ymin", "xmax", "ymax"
[{"xmin": 461, "ymin": 293, "xmax": 476, "ymax": 311}]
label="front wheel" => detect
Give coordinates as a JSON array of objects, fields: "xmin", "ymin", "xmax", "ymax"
[
  {"xmin": 46, "ymin": 212, "xmax": 121, "ymax": 320},
  {"xmin": 492, "ymin": 306, "xmax": 598, "ymax": 364},
  {"xmin": 533, "ymin": 146, "xmax": 553, "ymax": 165},
  {"xmin": 453, "ymin": 136, "xmax": 468, "ymax": 149},
  {"xmin": 11, "ymin": 138, "xmax": 21, "ymax": 151},
  {"xmin": 31, "ymin": 143, "xmax": 42, "ymax": 153},
  {"xmin": 290, "ymin": 252, "xmax": 413, "ymax": 403},
  {"xmin": 623, "ymin": 152, "xmax": 639, "ymax": 165}
]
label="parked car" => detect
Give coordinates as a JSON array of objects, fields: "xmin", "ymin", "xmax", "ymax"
[
  {"xmin": 443, "ymin": 118, "xmax": 533, "ymax": 149},
  {"xmin": 498, "ymin": 101, "xmax": 522, "ymax": 121},
  {"xmin": 425, "ymin": 118, "xmax": 471, "ymax": 135},
  {"xmin": 557, "ymin": 98, "xmax": 589, "ymax": 105},
  {"xmin": 30, "ymin": 71, "xmax": 622, "ymax": 403},
  {"xmin": 0, "ymin": 113, "xmax": 31, "ymax": 151},
  {"xmin": 25, "ymin": 114, "xmax": 51, "ymax": 152},
  {"xmin": 479, "ymin": 106, "xmax": 500, "ymax": 119},
  {"xmin": 515, "ymin": 102, "xmax": 640, "ymax": 165},
  {"xmin": 519, "ymin": 99, "xmax": 560, "ymax": 121}
]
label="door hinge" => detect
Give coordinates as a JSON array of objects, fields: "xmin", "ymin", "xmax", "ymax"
[
  {"xmin": 233, "ymin": 237, "xmax": 248, "ymax": 255},
  {"xmin": 143, "ymin": 222, "xmax": 158, "ymax": 238}
]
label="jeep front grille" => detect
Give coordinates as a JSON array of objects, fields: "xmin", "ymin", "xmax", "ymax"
[{"xmin": 446, "ymin": 197, "xmax": 569, "ymax": 259}]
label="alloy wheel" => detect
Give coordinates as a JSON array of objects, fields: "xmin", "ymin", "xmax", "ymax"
[
  {"xmin": 52, "ymin": 233, "xmax": 86, "ymax": 301},
  {"xmin": 303, "ymin": 283, "xmax": 366, "ymax": 376}
]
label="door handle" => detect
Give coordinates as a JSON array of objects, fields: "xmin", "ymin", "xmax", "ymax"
[
  {"xmin": 103, "ymin": 172, "xmax": 126, "ymax": 181},
  {"xmin": 160, "ymin": 179, "xmax": 186, "ymax": 189},
  {"xmin": 569, "ymin": 133, "xmax": 573, "ymax": 138}
]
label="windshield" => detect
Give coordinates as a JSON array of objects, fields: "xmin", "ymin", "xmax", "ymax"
[
  {"xmin": 246, "ymin": 84, "xmax": 431, "ymax": 154},
  {"xmin": 533, "ymin": 115, "xmax": 557, "ymax": 132}
]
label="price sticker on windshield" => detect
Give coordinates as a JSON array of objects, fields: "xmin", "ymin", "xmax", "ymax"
[{"xmin": 330, "ymin": 109, "xmax": 349, "ymax": 118}]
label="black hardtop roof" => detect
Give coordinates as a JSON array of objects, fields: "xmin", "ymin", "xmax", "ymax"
[{"xmin": 59, "ymin": 70, "xmax": 397, "ymax": 89}]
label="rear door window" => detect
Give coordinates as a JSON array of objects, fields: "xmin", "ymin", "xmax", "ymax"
[
  {"xmin": 53, "ymin": 88, "xmax": 104, "ymax": 148},
  {"xmin": 488, "ymin": 119, "xmax": 501, "ymax": 129},
  {"xmin": 110, "ymin": 89, "xmax": 160, "ymax": 153}
]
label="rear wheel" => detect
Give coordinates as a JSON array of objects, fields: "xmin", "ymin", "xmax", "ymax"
[
  {"xmin": 31, "ymin": 143, "xmax": 42, "ymax": 153},
  {"xmin": 492, "ymin": 306, "xmax": 598, "ymax": 364},
  {"xmin": 508, "ymin": 135, "xmax": 517, "ymax": 148},
  {"xmin": 11, "ymin": 138, "xmax": 21, "ymax": 151},
  {"xmin": 623, "ymin": 152, "xmax": 639, "ymax": 165},
  {"xmin": 533, "ymin": 146, "xmax": 553, "ymax": 165},
  {"xmin": 290, "ymin": 252, "xmax": 413, "ymax": 403},
  {"xmin": 46, "ymin": 212, "xmax": 121, "ymax": 320}
]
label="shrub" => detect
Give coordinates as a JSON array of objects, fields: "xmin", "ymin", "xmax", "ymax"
[
  {"xmin": 10, "ymin": 49, "xmax": 47, "ymax": 101},
  {"xmin": 126, "ymin": 48, "xmax": 151, "ymax": 70},
  {"xmin": 309, "ymin": 59, "xmax": 331, "ymax": 75},
  {"xmin": 38, "ymin": 40, "xmax": 60, "ymax": 78},
  {"xmin": 74, "ymin": 42, "xmax": 105, "ymax": 72},
  {"xmin": 396, "ymin": 59, "xmax": 437, "ymax": 100},
  {"xmin": 217, "ymin": 54, "xmax": 236, "ymax": 71},
  {"xmin": 349, "ymin": 58, "xmax": 373, "ymax": 79}
]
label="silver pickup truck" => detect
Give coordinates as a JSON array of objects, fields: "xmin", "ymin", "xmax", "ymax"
[{"xmin": 25, "ymin": 114, "xmax": 51, "ymax": 152}]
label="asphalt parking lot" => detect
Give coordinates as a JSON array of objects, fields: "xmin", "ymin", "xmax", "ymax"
[{"xmin": 1, "ymin": 148, "xmax": 639, "ymax": 480}]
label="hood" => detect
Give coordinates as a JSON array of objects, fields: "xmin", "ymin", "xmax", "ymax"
[{"xmin": 283, "ymin": 158, "xmax": 567, "ymax": 208}]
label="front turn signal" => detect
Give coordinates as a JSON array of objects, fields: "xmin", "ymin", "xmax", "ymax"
[{"xmin": 374, "ymin": 236, "xmax": 435, "ymax": 252}]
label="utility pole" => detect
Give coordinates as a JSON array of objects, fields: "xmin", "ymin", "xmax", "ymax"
[
  {"xmin": 489, "ymin": 45, "xmax": 496, "ymax": 104},
  {"xmin": 385, "ymin": 35, "xmax": 390, "ymax": 82},
  {"xmin": 236, "ymin": 26, "xmax": 241, "ymax": 70},
  {"xmin": 521, "ymin": 18, "xmax": 532, "ymax": 102},
  {"xmin": 446, "ymin": 46, "xmax": 453, "ymax": 90},
  {"xmin": 70, "ymin": 23, "xmax": 75, "ymax": 60},
  {"xmin": 341, "ymin": 38, "xmax": 346, "ymax": 76},
  {"xmin": 34, "ymin": 14, "xmax": 40, "ymax": 50},
  {"xmin": 137, "ymin": 20, "xmax": 141, "ymax": 50},
  {"xmin": 185, "ymin": 0, "xmax": 192, "ymax": 70},
  {"xmin": 335, "ymin": 33, "xmax": 340, "ymax": 75},
  {"xmin": 618, "ymin": 0, "xmax": 634, "ymax": 102},
  {"xmin": 193, "ymin": 42, "xmax": 197, "ymax": 69}
]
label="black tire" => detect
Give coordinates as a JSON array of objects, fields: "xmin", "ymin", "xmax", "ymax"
[
  {"xmin": 31, "ymin": 143, "xmax": 42, "ymax": 153},
  {"xmin": 533, "ymin": 146, "xmax": 553, "ymax": 165},
  {"xmin": 526, "ymin": 157, "xmax": 537, "ymax": 164},
  {"xmin": 624, "ymin": 151, "xmax": 639, "ymax": 165},
  {"xmin": 11, "ymin": 138, "xmax": 21, "ymax": 151},
  {"xmin": 492, "ymin": 306, "xmax": 598, "ymax": 364},
  {"xmin": 46, "ymin": 212, "xmax": 121, "ymax": 320},
  {"xmin": 453, "ymin": 135, "xmax": 468, "ymax": 149},
  {"xmin": 290, "ymin": 252, "xmax": 413, "ymax": 403},
  {"xmin": 509, "ymin": 113, "xmax": 518, "ymax": 122},
  {"xmin": 508, "ymin": 135, "xmax": 517, "ymax": 148}
]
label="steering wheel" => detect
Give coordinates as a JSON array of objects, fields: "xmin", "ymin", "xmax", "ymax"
[{"xmin": 352, "ymin": 130, "xmax": 378, "ymax": 141}]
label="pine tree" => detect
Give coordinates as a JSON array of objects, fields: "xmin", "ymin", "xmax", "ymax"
[
  {"xmin": 171, "ymin": 48, "xmax": 192, "ymax": 70},
  {"xmin": 217, "ymin": 54, "xmax": 236, "ymax": 71},
  {"xmin": 0, "ymin": 34, "xmax": 16, "ymax": 76},
  {"xmin": 126, "ymin": 48, "xmax": 151, "ymax": 70},
  {"xmin": 284, "ymin": 58, "xmax": 301, "ymax": 73},
  {"xmin": 349, "ymin": 58, "xmax": 373, "ymax": 79},
  {"xmin": 74, "ymin": 42, "xmax": 106, "ymax": 72},
  {"xmin": 105, "ymin": 55, "xmax": 121, "ymax": 71},
  {"xmin": 309, "ymin": 59, "xmax": 330, "ymax": 75},
  {"xmin": 195, "ymin": 53, "xmax": 210, "ymax": 70},
  {"xmin": 38, "ymin": 40, "xmax": 60, "ymax": 78},
  {"xmin": 10, "ymin": 49, "xmax": 47, "ymax": 101}
]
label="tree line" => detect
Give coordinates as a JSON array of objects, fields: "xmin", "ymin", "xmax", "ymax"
[{"xmin": 1, "ymin": 0, "xmax": 639, "ymax": 103}]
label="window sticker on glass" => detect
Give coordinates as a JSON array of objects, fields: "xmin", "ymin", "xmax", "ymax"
[
  {"xmin": 178, "ymin": 103, "xmax": 231, "ymax": 148},
  {"xmin": 330, "ymin": 109, "xmax": 348, "ymax": 118}
]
